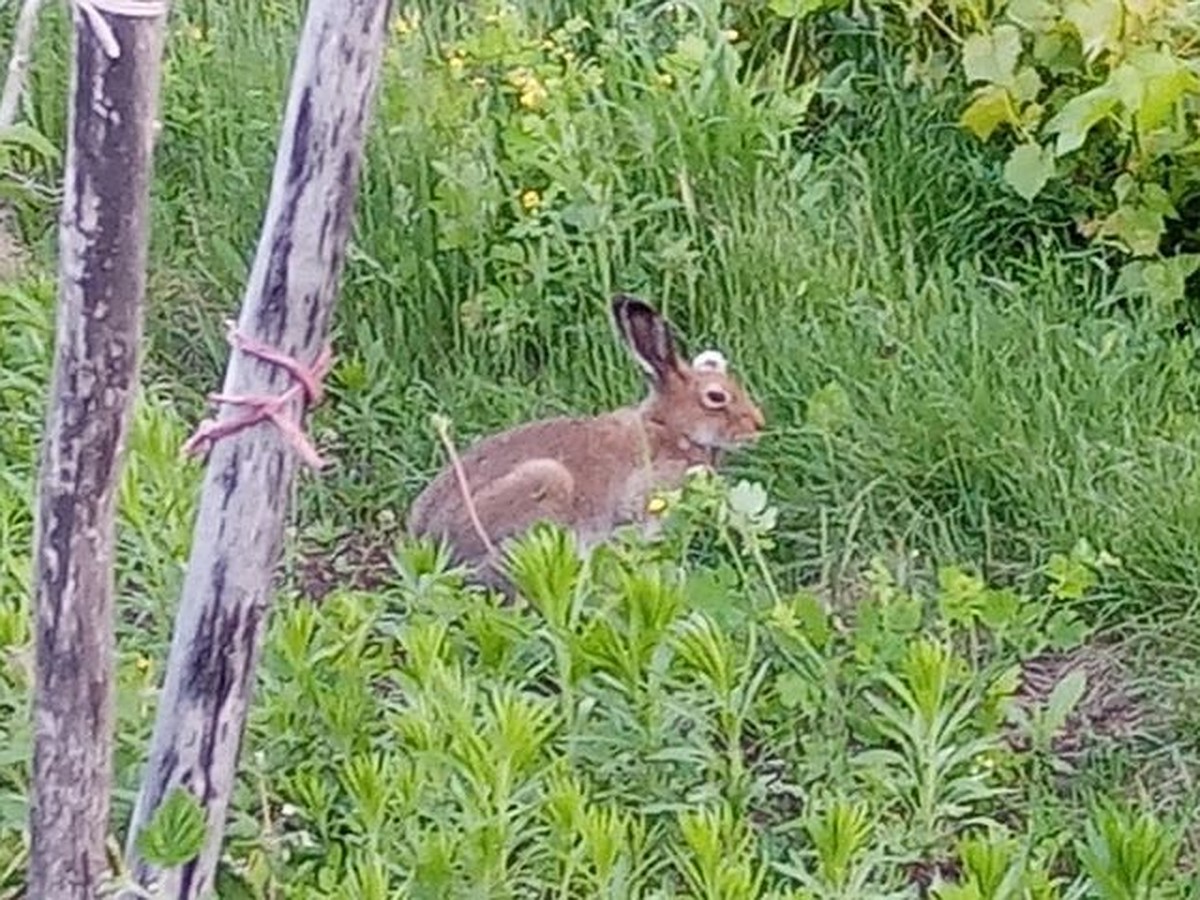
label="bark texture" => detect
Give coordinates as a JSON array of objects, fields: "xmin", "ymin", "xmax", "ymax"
[
  {"xmin": 123, "ymin": 1, "xmax": 392, "ymax": 895},
  {"xmin": 29, "ymin": 7, "xmax": 167, "ymax": 899}
]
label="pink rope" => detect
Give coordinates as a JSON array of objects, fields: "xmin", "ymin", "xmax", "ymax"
[{"xmin": 182, "ymin": 321, "xmax": 333, "ymax": 469}]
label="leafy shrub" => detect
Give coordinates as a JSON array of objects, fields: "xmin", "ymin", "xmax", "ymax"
[
  {"xmin": 115, "ymin": 472, "xmax": 1173, "ymax": 897},
  {"xmin": 880, "ymin": 0, "xmax": 1198, "ymax": 304},
  {"xmin": 736, "ymin": 0, "xmax": 1199, "ymax": 317}
]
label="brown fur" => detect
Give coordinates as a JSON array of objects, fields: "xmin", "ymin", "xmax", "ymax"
[{"xmin": 407, "ymin": 296, "xmax": 766, "ymax": 592}]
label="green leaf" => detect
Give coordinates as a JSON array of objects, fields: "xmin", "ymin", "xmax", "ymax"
[
  {"xmin": 134, "ymin": 788, "xmax": 207, "ymax": 867},
  {"xmin": 1120, "ymin": 49, "xmax": 1200, "ymax": 136},
  {"xmin": 1045, "ymin": 609, "xmax": 1090, "ymax": 650},
  {"xmin": 1003, "ymin": 143, "xmax": 1055, "ymax": 200},
  {"xmin": 214, "ymin": 862, "xmax": 259, "ymax": 900},
  {"xmin": 962, "ymin": 25, "xmax": 1023, "ymax": 86},
  {"xmin": 1043, "ymin": 668, "xmax": 1087, "ymax": 733},
  {"xmin": 769, "ymin": 0, "xmax": 832, "ymax": 18},
  {"xmin": 1046, "ymin": 552, "xmax": 1097, "ymax": 600},
  {"xmin": 1006, "ymin": 0, "xmax": 1058, "ymax": 31},
  {"xmin": 1100, "ymin": 202, "xmax": 1165, "ymax": 256},
  {"xmin": 977, "ymin": 588, "xmax": 1022, "ymax": 631},
  {"xmin": 728, "ymin": 480, "xmax": 768, "ymax": 518},
  {"xmin": 884, "ymin": 596, "xmax": 923, "ymax": 633},
  {"xmin": 1139, "ymin": 183, "xmax": 1176, "ymax": 218},
  {"xmin": 0, "ymin": 123, "xmax": 61, "ymax": 162},
  {"xmin": 1012, "ymin": 65, "xmax": 1044, "ymax": 103},
  {"xmin": 1044, "ymin": 84, "xmax": 1118, "ymax": 155},
  {"xmin": 1063, "ymin": 0, "xmax": 1122, "ymax": 60},
  {"xmin": 684, "ymin": 564, "xmax": 748, "ymax": 630},
  {"xmin": 806, "ymin": 381, "xmax": 852, "ymax": 433},
  {"xmin": 1114, "ymin": 255, "xmax": 1200, "ymax": 307},
  {"xmin": 793, "ymin": 590, "xmax": 832, "ymax": 646},
  {"xmin": 960, "ymin": 85, "xmax": 1017, "ymax": 140},
  {"xmin": 775, "ymin": 671, "xmax": 811, "ymax": 710},
  {"xmin": 1033, "ymin": 30, "xmax": 1084, "ymax": 74}
]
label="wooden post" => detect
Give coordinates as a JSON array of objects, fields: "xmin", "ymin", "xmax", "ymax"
[
  {"xmin": 29, "ymin": 1, "xmax": 168, "ymax": 897},
  {"xmin": 123, "ymin": 1, "xmax": 392, "ymax": 895}
]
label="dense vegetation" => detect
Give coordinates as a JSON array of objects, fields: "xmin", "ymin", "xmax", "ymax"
[{"xmin": 2, "ymin": 0, "xmax": 1199, "ymax": 895}]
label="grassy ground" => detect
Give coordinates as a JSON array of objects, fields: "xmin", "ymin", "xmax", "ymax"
[{"xmin": 2, "ymin": 0, "xmax": 1200, "ymax": 895}]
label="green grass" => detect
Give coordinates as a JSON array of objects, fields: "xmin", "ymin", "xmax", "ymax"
[{"xmin": 2, "ymin": 0, "xmax": 1200, "ymax": 894}]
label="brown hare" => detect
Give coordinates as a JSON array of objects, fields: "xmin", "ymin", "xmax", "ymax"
[{"xmin": 406, "ymin": 295, "xmax": 766, "ymax": 592}]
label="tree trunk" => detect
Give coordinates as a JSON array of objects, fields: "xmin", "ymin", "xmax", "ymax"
[
  {"xmin": 29, "ymin": 4, "xmax": 167, "ymax": 898},
  {"xmin": 123, "ymin": 1, "xmax": 392, "ymax": 895}
]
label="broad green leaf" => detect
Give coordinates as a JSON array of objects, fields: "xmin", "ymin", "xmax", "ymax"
[
  {"xmin": 1112, "ymin": 172, "xmax": 1137, "ymax": 204},
  {"xmin": 793, "ymin": 590, "xmax": 832, "ymax": 646},
  {"xmin": 1003, "ymin": 143, "xmax": 1055, "ymax": 200},
  {"xmin": 1100, "ymin": 202, "xmax": 1165, "ymax": 256},
  {"xmin": 960, "ymin": 85, "xmax": 1017, "ymax": 140},
  {"xmin": 1127, "ymin": 49, "xmax": 1200, "ymax": 135},
  {"xmin": 684, "ymin": 564, "xmax": 748, "ymax": 630},
  {"xmin": 1138, "ymin": 183, "xmax": 1176, "ymax": 218},
  {"xmin": 1012, "ymin": 65, "xmax": 1044, "ymax": 103},
  {"xmin": 1044, "ymin": 84, "xmax": 1118, "ymax": 155},
  {"xmin": 775, "ymin": 671, "xmax": 811, "ymax": 710},
  {"xmin": 1143, "ymin": 255, "xmax": 1200, "ymax": 301},
  {"xmin": 962, "ymin": 25, "xmax": 1023, "ymax": 86},
  {"xmin": 977, "ymin": 588, "xmax": 1023, "ymax": 631},
  {"xmin": 1033, "ymin": 30, "xmax": 1084, "ymax": 74},
  {"xmin": 134, "ymin": 788, "xmax": 207, "ymax": 867},
  {"xmin": 1063, "ymin": 0, "xmax": 1122, "ymax": 60},
  {"xmin": 1020, "ymin": 100, "xmax": 1046, "ymax": 130},
  {"xmin": 1115, "ymin": 255, "xmax": 1200, "ymax": 306},
  {"xmin": 1045, "ymin": 609, "xmax": 1090, "ymax": 650},
  {"xmin": 1046, "ymin": 552, "xmax": 1098, "ymax": 599},
  {"xmin": 1006, "ymin": 0, "xmax": 1058, "ymax": 30}
]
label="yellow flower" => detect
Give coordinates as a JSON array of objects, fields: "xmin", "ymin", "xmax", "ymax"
[
  {"xmin": 646, "ymin": 495, "xmax": 669, "ymax": 516},
  {"xmin": 392, "ymin": 7, "xmax": 421, "ymax": 36},
  {"xmin": 520, "ymin": 189, "xmax": 542, "ymax": 211},
  {"xmin": 185, "ymin": 23, "xmax": 203, "ymax": 42},
  {"xmin": 470, "ymin": 76, "xmax": 488, "ymax": 88},
  {"xmin": 506, "ymin": 67, "xmax": 548, "ymax": 109},
  {"xmin": 520, "ymin": 83, "xmax": 547, "ymax": 108},
  {"xmin": 656, "ymin": 71, "xmax": 674, "ymax": 88},
  {"xmin": 448, "ymin": 56, "xmax": 465, "ymax": 75},
  {"xmin": 723, "ymin": 28, "xmax": 740, "ymax": 42},
  {"xmin": 136, "ymin": 655, "xmax": 152, "ymax": 673}
]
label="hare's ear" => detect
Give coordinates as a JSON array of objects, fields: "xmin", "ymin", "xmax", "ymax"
[{"xmin": 612, "ymin": 294, "xmax": 680, "ymax": 388}]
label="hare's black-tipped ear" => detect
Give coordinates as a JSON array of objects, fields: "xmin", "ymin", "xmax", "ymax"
[{"xmin": 612, "ymin": 294, "xmax": 679, "ymax": 387}]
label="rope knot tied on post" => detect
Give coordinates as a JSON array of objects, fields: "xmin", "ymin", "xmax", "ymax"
[{"xmin": 181, "ymin": 322, "xmax": 334, "ymax": 469}]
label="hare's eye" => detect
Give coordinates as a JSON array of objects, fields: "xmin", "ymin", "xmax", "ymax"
[{"xmin": 701, "ymin": 386, "xmax": 729, "ymax": 409}]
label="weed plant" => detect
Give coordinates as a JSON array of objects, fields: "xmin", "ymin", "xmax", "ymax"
[{"xmin": 1, "ymin": 0, "xmax": 1199, "ymax": 895}]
